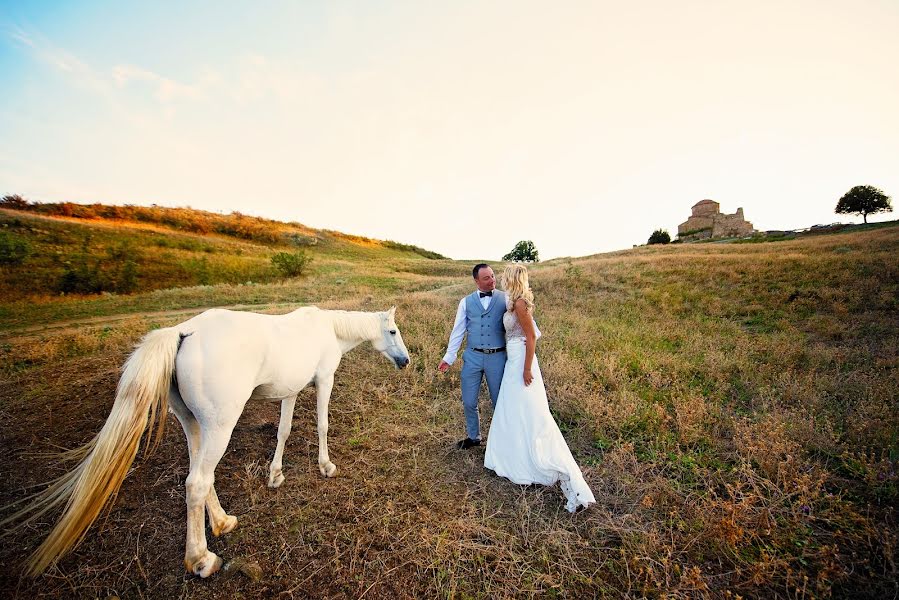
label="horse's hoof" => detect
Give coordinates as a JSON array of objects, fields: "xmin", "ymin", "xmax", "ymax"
[
  {"xmin": 213, "ymin": 515, "xmax": 238, "ymax": 536},
  {"xmin": 268, "ymin": 471, "xmax": 285, "ymax": 488},
  {"xmin": 319, "ymin": 462, "xmax": 338, "ymax": 478},
  {"xmin": 187, "ymin": 551, "xmax": 223, "ymax": 578}
]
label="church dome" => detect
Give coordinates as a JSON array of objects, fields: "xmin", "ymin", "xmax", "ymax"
[{"xmin": 691, "ymin": 199, "xmax": 720, "ymax": 217}]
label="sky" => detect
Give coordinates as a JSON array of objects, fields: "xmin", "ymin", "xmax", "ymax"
[{"xmin": 1, "ymin": 1, "xmax": 898, "ymax": 260}]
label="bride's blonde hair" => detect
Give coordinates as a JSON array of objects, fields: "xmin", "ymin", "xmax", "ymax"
[{"xmin": 501, "ymin": 264, "xmax": 534, "ymax": 311}]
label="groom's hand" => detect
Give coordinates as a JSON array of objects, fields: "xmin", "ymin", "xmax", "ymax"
[{"xmin": 438, "ymin": 360, "xmax": 450, "ymax": 372}]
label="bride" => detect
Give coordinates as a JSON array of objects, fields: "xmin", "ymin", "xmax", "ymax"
[{"xmin": 484, "ymin": 264, "xmax": 595, "ymax": 512}]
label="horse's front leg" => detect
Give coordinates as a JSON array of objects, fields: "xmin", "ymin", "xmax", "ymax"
[
  {"xmin": 315, "ymin": 374, "xmax": 338, "ymax": 477},
  {"xmin": 268, "ymin": 395, "xmax": 297, "ymax": 488}
]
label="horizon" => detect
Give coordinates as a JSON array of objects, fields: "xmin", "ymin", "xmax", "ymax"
[
  {"xmin": 2, "ymin": 1, "xmax": 898, "ymax": 260},
  {"xmin": 4, "ymin": 194, "xmax": 896, "ymax": 262}
]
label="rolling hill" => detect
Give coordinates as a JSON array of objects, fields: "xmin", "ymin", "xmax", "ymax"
[{"xmin": 0, "ymin": 199, "xmax": 454, "ymax": 328}]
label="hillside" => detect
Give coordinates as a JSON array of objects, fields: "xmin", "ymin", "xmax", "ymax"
[
  {"xmin": 0, "ymin": 221, "xmax": 896, "ymax": 598},
  {"xmin": 0, "ymin": 196, "xmax": 446, "ymax": 257},
  {"xmin": 0, "ymin": 200, "xmax": 451, "ymax": 327}
]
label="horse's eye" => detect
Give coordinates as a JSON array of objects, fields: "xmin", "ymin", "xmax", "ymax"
[{"xmin": 389, "ymin": 330, "xmax": 397, "ymax": 335}]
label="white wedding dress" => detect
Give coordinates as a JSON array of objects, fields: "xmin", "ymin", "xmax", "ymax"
[{"xmin": 484, "ymin": 304, "xmax": 596, "ymax": 512}]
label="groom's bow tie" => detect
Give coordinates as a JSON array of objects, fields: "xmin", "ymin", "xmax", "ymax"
[{"xmin": 479, "ymin": 291, "xmax": 493, "ymax": 298}]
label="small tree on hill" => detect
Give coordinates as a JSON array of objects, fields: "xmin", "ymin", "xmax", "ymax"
[
  {"xmin": 503, "ymin": 240, "xmax": 539, "ymax": 262},
  {"xmin": 835, "ymin": 185, "xmax": 892, "ymax": 224},
  {"xmin": 648, "ymin": 229, "xmax": 671, "ymax": 245},
  {"xmin": 271, "ymin": 250, "xmax": 312, "ymax": 276}
]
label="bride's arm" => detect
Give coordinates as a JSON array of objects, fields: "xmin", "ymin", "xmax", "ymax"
[{"xmin": 513, "ymin": 298, "xmax": 537, "ymax": 386}]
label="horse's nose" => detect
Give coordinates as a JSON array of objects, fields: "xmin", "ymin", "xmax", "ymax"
[{"xmin": 396, "ymin": 356, "xmax": 410, "ymax": 369}]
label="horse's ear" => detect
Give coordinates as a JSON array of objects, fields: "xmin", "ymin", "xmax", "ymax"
[{"xmin": 388, "ymin": 306, "xmax": 396, "ymax": 317}]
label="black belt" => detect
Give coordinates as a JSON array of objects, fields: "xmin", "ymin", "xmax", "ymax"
[{"xmin": 472, "ymin": 347, "xmax": 505, "ymax": 354}]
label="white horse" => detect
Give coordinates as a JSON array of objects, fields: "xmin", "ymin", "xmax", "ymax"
[{"xmin": 5, "ymin": 306, "xmax": 410, "ymax": 578}]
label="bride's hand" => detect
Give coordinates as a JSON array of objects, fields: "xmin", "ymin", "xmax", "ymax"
[{"xmin": 523, "ymin": 369, "xmax": 533, "ymax": 386}]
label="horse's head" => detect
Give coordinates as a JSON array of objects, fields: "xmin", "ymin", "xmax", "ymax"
[{"xmin": 372, "ymin": 306, "xmax": 410, "ymax": 369}]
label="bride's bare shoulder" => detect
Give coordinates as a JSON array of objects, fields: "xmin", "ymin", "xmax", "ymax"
[{"xmin": 512, "ymin": 298, "xmax": 532, "ymax": 314}]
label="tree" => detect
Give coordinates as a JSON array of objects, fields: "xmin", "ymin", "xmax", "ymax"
[
  {"xmin": 648, "ymin": 229, "xmax": 671, "ymax": 245},
  {"xmin": 503, "ymin": 240, "xmax": 539, "ymax": 262},
  {"xmin": 835, "ymin": 185, "xmax": 892, "ymax": 224}
]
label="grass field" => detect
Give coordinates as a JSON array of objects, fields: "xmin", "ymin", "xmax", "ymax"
[{"xmin": 1, "ymin": 211, "xmax": 897, "ymax": 599}]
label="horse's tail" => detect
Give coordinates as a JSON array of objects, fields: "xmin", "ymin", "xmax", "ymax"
[{"xmin": 4, "ymin": 327, "xmax": 182, "ymax": 576}]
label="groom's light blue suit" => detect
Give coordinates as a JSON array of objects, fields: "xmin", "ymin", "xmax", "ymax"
[{"xmin": 459, "ymin": 290, "xmax": 507, "ymax": 439}]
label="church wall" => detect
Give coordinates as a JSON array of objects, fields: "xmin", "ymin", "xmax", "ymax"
[{"xmin": 677, "ymin": 203, "xmax": 755, "ymax": 241}]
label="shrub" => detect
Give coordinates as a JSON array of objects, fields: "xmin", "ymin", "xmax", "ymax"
[
  {"xmin": 0, "ymin": 231, "xmax": 31, "ymax": 265},
  {"xmin": 271, "ymin": 250, "xmax": 312, "ymax": 277},
  {"xmin": 186, "ymin": 257, "xmax": 211, "ymax": 285},
  {"xmin": 1, "ymin": 194, "xmax": 29, "ymax": 209},
  {"xmin": 286, "ymin": 233, "xmax": 319, "ymax": 247},
  {"xmin": 106, "ymin": 242, "xmax": 140, "ymax": 293},
  {"xmin": 58, "ymin": 250, "xmax": 104, "ymax": 294},
  {"xmin": 648, "ymin": 229, "xmax": 671, "ymax": 245},
  {"xmin": 564, "ymin": 262, "xmax": 588, "ymax": 290},
  {"xmin": 679, "ymin": 227, "xmax": 711, "ymax": 238},
  {"xmin": 58, "ymin": 236, "xmax": 141, "ymax": 294}
]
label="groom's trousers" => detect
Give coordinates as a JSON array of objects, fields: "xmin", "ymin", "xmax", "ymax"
[{"xmin": 460, "ymin": 347, "xmax": 506, "ymax": 440}]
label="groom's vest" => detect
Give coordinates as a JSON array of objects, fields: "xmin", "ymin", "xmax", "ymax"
[{"xmin": 465, "ymin": 290, "xmax": 506, "ymax": 350}]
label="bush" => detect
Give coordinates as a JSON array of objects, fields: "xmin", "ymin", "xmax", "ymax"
[
  {"xmin": 0, "ymin": 231, "xmax": 31, "ymax": 265},
  {"xmin": 57, "ymin": 236, "xmax": 140, "ymax": 294},
  {"xmin": 286, "ymin": 232, "xmax": 319, "ymax": 247},
  {"xmin": 58, "ymin": 252, "xmax": 104, "ymax": 294},
  {"xmin": 106, "ymin": 242, "xmax": 139, "ymax": 293},
  {"xmin": 648, "ymin": 229, "xmax": 671, "ymax": 245},
  {"xmin": 186, "ymin": 256, "xmax": 212, "ymax": 285},
  {"xmin": 271, "ymin": 250, "xmax": 312, "ymax": 277},
  {"xmin": 1, "ymin": 194, "xmax": 29, "ymax": 209}
]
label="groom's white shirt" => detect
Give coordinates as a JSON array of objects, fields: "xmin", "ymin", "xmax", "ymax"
[{"xmin": 441, "ymin": 292, "xmax": 493, "ymax": 366}]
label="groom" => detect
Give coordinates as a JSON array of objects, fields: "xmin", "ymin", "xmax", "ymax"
[{"xmin": 438, "ymin": 263, "xmax": 507, "ymax": 449}]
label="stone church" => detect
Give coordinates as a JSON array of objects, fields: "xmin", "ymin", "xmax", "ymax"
[{"xmin": 677, "ymin": 200, "xmax": 755, "ymax": 241}]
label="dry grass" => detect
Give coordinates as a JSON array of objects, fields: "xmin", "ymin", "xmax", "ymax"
[{"xmin": 0, "ymin": 224, "xmax": 897, "ymax": 598}]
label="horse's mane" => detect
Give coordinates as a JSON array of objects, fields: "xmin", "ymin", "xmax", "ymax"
[{"xmin": 326, "ymin": 310, "xmax": 382, "ymax": 341}]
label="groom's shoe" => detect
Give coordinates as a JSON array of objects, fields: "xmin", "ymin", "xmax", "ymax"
[{"xmin": 456, "ymin": 437, "xmax": 481, "ymax": 450}]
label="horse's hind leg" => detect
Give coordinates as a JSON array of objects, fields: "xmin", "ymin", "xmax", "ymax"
[
  {"xmin": 171, "ymin": 385, "xmax": 237, "ymax": 538},
  {"xmin": 183, "ymin": 417, "xmax": 241, "ymax": 578},
  {"xmin": 268, "ymin": 395, "xmax": 297, "ymax": 488},
  {"xmin": 204, "ymin": 486, "xmax": 236, "ymax": 536}
]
